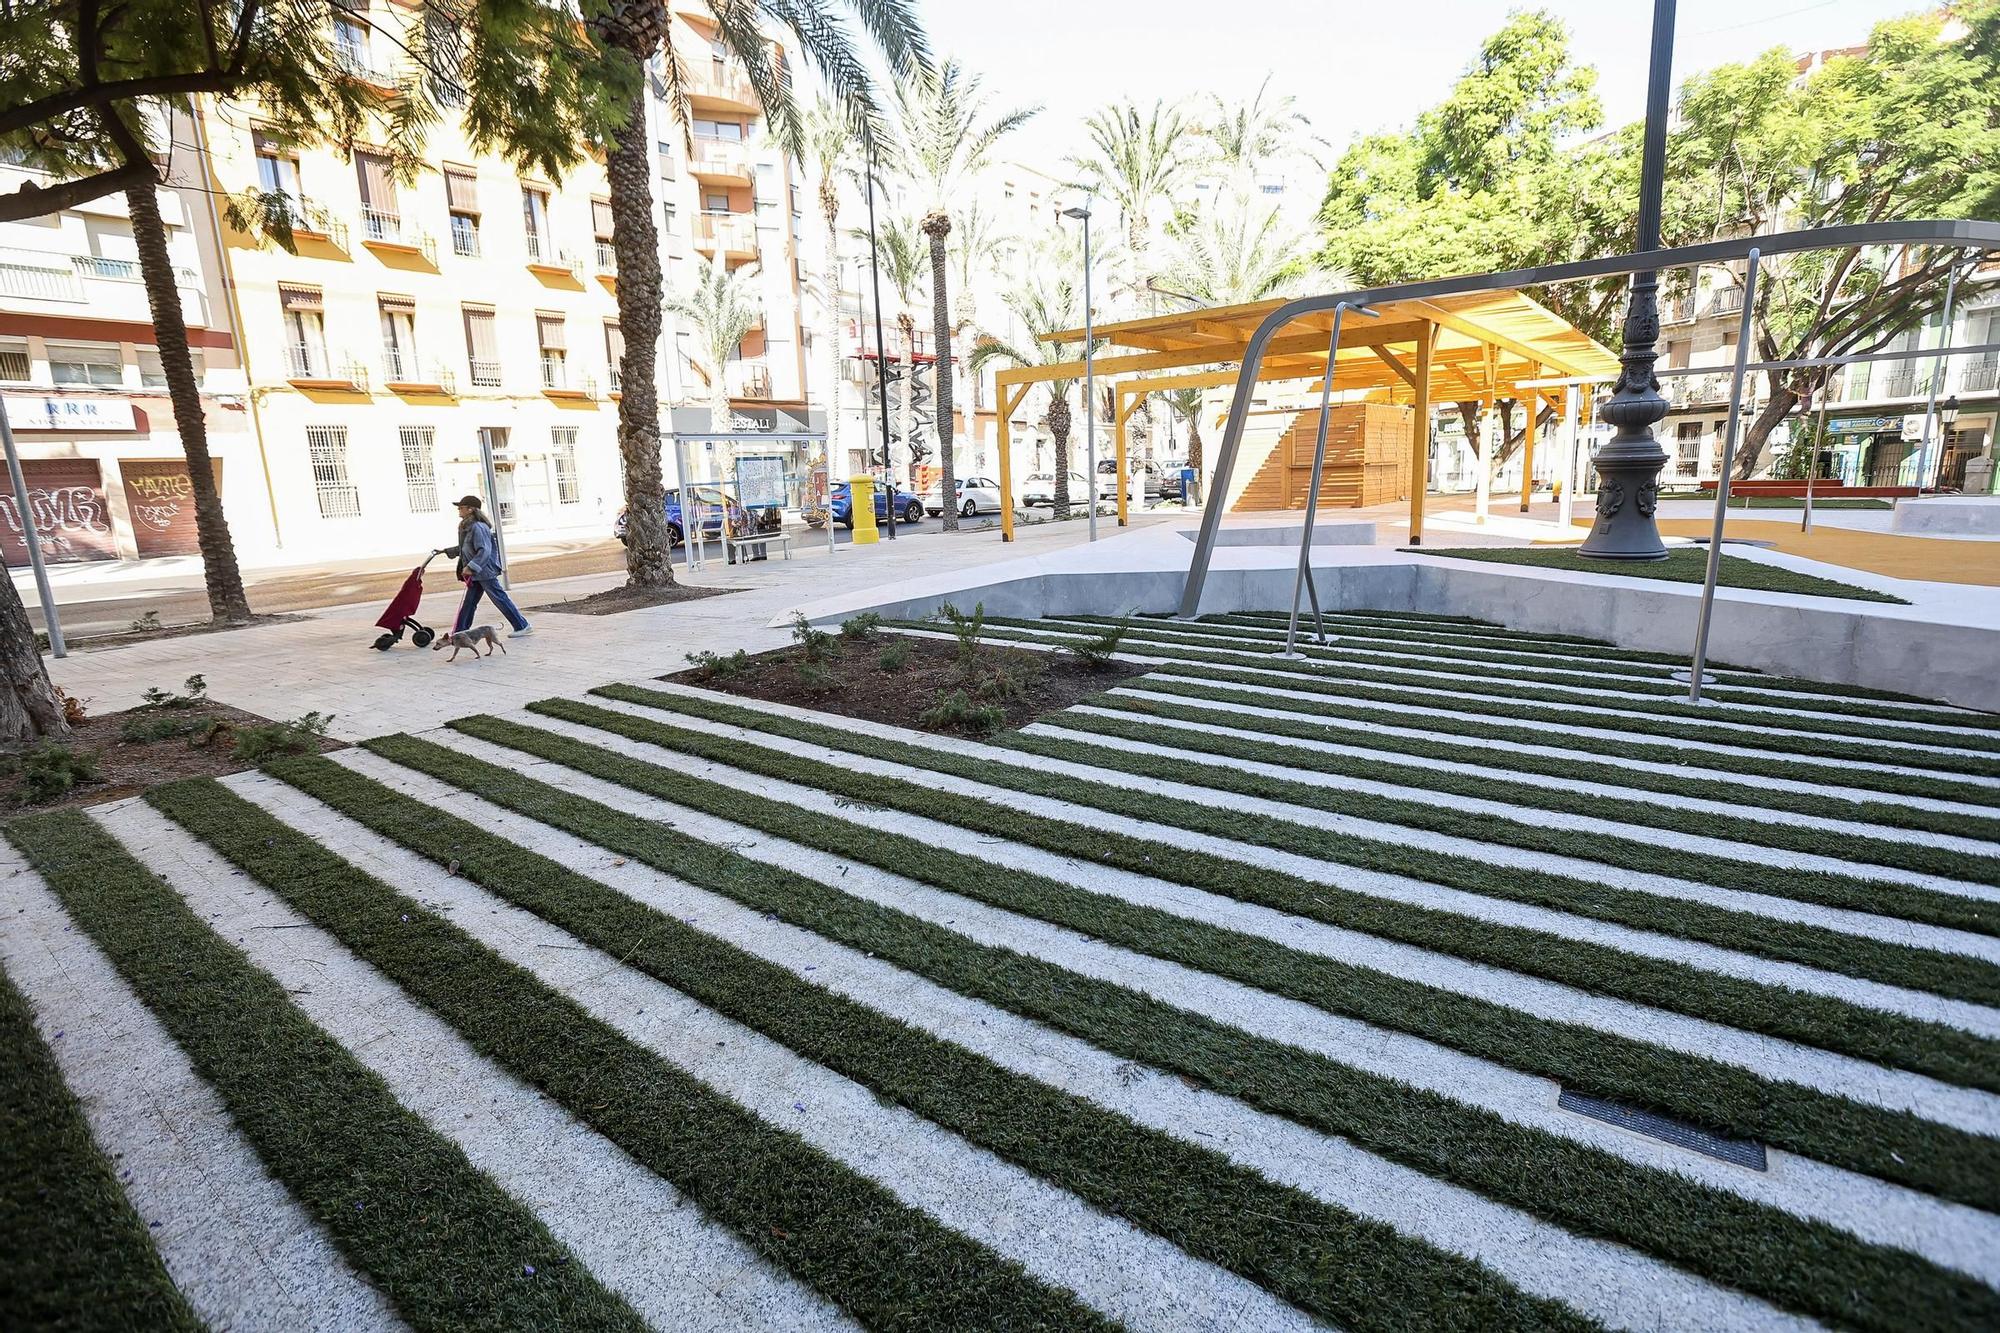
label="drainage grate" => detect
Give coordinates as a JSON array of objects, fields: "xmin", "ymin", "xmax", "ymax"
[{"xmin": 1557, "ymin": 1089, "xmax": 1768, "ymax": 1171}]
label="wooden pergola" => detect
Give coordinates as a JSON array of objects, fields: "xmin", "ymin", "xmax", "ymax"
[{"xmin": 991, "ymin": 289, "xmax": 1621, "ymax": 541}]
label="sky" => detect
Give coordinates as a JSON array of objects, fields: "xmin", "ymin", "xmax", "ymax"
[{"xmin": 913, "ymin": 0, "xmax": 1924, "ymax": 176}]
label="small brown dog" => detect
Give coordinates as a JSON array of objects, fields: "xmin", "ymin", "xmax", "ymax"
[{"xmin": 433, "ymin": 625, "xmax": 507, "ymax": 662}]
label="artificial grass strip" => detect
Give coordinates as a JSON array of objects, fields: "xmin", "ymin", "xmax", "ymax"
[
  {"xmin": 980, "ymin": 616, "xmax": 2000, "ymax": 741},
  {"xmin": 3, "ymin": 812, "xmax": 644, "ymax": 1333},
  {"xmin": 447, "ymin": 710, "xmax": 2000, "ymax": 1205},
  {"xmin": 270, "ymin": 752, "xmax": 1587, "ymax": 1333},
  {"xmin": 141, "ymin": 781, "xmax": 1107, "ymax": 1333},
  {"xmin": 0, "ymin": 960, "xmax": 205, "ymax": 1333},
  {"xmin": 1408, "ymin": 546, "xmax": 1908, "ymax": 603},
  {"xmin": 1019, "ymin": 709, "xmax": 2000, "ymax": 906},
  {"xmin": 586, "ymin": 688, "xmax": 2000, "ymax": 1011},
  {"xmin": 934, "ymin": 625, "xmax": 2000, "ymax": 782},
  {"xmin": 1119, "ymin": 674, "xmax": 2000, "ymax": 812},
  {"xmin": 328, "ymin": 744, "xmax": 2000, "ymax": 1333},
  {"xmin": 1094, "ymin": 688, "xmax": 2000, "ymax": 845}
]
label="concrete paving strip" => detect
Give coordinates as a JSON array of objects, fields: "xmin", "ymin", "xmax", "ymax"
[
  {"xmin": 1105, "ymin": 685, "xmax": 2000, "ymax": 821},
  {"xmin": 325, "ymin": 742, "xmax": 2000, "ymax": 1291},
  {"xmin": 87, "ymin": 799, "xmax": 851, "ymax": 1333},
  {"xmin": 982, "ymin": 624, "xmax": 2000, "ymax": 750},
  {"xmin": 574, "ymin": 691, "xmax": 2000, "ymax": 1041},
  {"xmin": 0, "ymin": 840, "xmax": 404, "ymax": 1333},
  {"xmin": 493, "ymin": 703, "xmax": 2000, "ymax": 1135},
  {"xmin": 1015, "ymin": 721, "xmax": 2000, "ymax": 917},
  {"xmin": 218, "ymin": 771, "xmax": 1302, "ymax": 1333}
]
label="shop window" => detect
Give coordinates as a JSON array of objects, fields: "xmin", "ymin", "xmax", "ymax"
[
  {"xmin": 399, "ymin": 425, "xmax": 439, "ymax": 512},
  {"xmin": 552, "ymin": 427, "xmax": 581, "ymax": 504},
  {"xmin": 47, "ymin": 341, "xmax": 123, "ymax": 387},
  {"xmin": 305, "ymin": 425, "xmax": 361, "ymax": 518}
]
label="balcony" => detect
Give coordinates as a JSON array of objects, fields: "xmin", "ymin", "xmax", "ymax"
[
  {"xmin": 1962, "ymin": 358, "xmax": 1998, "ymax": 394},
  {"xmin": 1707, "ymin": 288, "xmax": 1745, "ymax": 317},
  {"xmin": 727, "ymin": 361, "xmax": 772, "ymax": 400},
  {"xmin": 334, "ymin": 46, "xmax": 395, "ymax": 89},
  {"xmin": 689, "ymin": 137, "xmax": 755, "ymax": 185},
  {"xmin": 286, "ymin": 343, "xmax": 366, "ymax": 390},
  {"xmin": 541, "ymin": 355, "xmax": 596, "ymax": 401},
  {"xmin": 608, "ymin": 365, "xmax": 621, "ymax": 394},
  {"xmin": 450, "ymin": 222, "xmax": 481, "ymax": 258},
  {"xmin": 276, "ymin": 196, "xmax": 347, "ymax": 248},
  {"xmin": 468, "ymin": 357, "xmax": 502, "ymax": 387},
  {"xmin": 524, "ymin": 232, "xmax": 582, "ymax": 279},
  {"xmin": 694, "ymin": 212, "xmax": 757, "ymax": 260},
  {"xmin": 0, "ymin": 260, "xmax": 83, "ymax": 302},
  {"xmin": 360, "ymin": 209, "xmax": 436, "ymax": 263},
  {"xmin": 382, "ymin": 349, "xmax": 453, "ymax": 394},
  {"xmin": 686, "ymin": 64, "xmax": 759, "ymax": 113},
  {"xmin": 593, "ymin": 240, "xmax": 618, "ymax": 291},
  {"xmin": 1661, "ymin": 297, "xmax": 1694, "ymax": 325}
]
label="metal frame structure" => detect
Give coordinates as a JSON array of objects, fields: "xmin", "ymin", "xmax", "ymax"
[{"xmin": 665, "ymin": 430, "xmax": 828, "ymax": 573}]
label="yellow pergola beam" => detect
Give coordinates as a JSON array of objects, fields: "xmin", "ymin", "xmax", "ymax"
[
  {"xmin": 996, "ymin": 380, "xmax": 1032, "ymax": 543},
  {"xmin": 1409, "ymin": 322, "xmax": 1436, "ymax": 544}
]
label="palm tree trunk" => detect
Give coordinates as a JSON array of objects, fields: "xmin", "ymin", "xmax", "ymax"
[
  {"xmin": 126, "ymin": 183, "xmax": 251, "ymax": 623},
  {"xmin": 922, "ymin": 212, "xmax": 957, "ymax": 531},
  {"xmin": 1049, "ymin": 392, "xmax": 1072, "ymax": 521},
  {"xmin": 605, "ymin": 77, "xmax": 675, "ymax": 588},
  {"xmin": 1186, "ymin": 413, "xmax": 1203, "ymax": 474},
  {"xmin": 897, "ymin": 314, "xmax": 915, "ymax": 488},
  {"xmin": 0, "ymin": 572, "xmax": 66, "ymax": 741},
  {"xmin": 822, "ymin": 213, "xmax": 844, "ymax": 471}
]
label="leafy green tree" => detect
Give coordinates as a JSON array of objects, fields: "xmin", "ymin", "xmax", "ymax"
[
  {"xmin": 894, "ymin": 58, "xmax": 1036, "ymax": 529},
  {"xmin": 860, "ymin": 213, "xmax": 933, "ymax": 481},
  {"xmin": 665, "ymin": 256, "xmax": 764, "ymax": 432}
]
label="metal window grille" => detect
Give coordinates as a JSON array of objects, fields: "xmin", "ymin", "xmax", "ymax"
[
  {"xmin": 450, "ymin": 213, "xmax": 480, "ymax": 256},
  {"xmin": 0, "ymin": 348, "xmax": 29, "ymax": 382},
  {"xmin": 399, "ymin": 426, "xmax": 440, "ymax": 512},
  {"xmin": 552, "ymin": 427, "xmax": 581, "ymax": 503},
  {"xmin": 305, "ymin": 426, "xmax": 361, "ymax": 518}
]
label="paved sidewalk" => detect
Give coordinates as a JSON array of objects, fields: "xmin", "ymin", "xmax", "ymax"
[{"xmin": 45, "ymin": 514, "xmax": 1169, "ymax": 738}]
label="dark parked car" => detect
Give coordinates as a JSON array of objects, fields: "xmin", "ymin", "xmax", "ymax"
[{"xmin": 825, "ymin": 481, "xmax": 926, "ymax": 528}]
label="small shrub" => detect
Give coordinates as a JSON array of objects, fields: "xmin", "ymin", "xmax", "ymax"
[
  {"xmin": 793, "ymin": 660, "xmax": 840, "ymax": 694},
  {"xmin": 973, "ymin": 663, "xmax": 1032, "ymax": 705},
  {"xmin": 791, "ymin": 613, "xmax": 838, "ymax": 662},
  {"xmin": 52, "ymin": 686, "xmax": 88, "ymax": 725},
  {"xmin": 140, "ymin": 674, "xmax": 208, "ymax": 710},
  {"xmin": 128, "ymin": 609, "xmax": 163, "ymax": 634},
  {"xmin": 876, "ymin": 640, "xmax": 911, "ymax": 673},
  {"xmin": 918, "ymin": 689, "xmax": 1006, "ymax": 736},
  {"xmin": 684, "ymin": 649, "xmax": 750, "ymax": 681},
  {"xmin": 1068, "ymin": 619, "xmax": 1131, "ymax": 671},
  {"xmin": 119, "ymin": 713, "xmax": 197, "ymax": 745},
  {"xmin": 935, "ymin": 601, "xmax": 986, "ymax": 669},
  {"xmin": 839, "ymin": 612, "xmax": 884, "ymax": 642},
  {"xmin": 231, "ymin": 712, "xmax": 331, "ymax": 764},
  {"xmin": 191, "ymin": 717, "xmax": 232, "ymax": 748},
  {"xmin": 14, "ymin": 743, "xmax": 100, "ymax": 804}
]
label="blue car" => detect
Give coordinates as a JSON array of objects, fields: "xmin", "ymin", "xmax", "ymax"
[
  {"xmin": 827, "ymin": 481, "xmax": 926, "ymax": 528},
  {"xmin": 613, "ymin": 485, "xmax": 757, "ymax": 546}
]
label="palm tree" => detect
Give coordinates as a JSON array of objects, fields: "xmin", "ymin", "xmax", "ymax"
[
  {"xmin": 1202, "ymin": 76, "xmax": 1325, "ymax": 181},
  {"xmin": 1161, "ymin": 187, "xmax": 1342, "ymax": 307},
  {"xmin": 894, "ymin": 59, "xmax": 1038, "ymax": 531},
  {"xmin": 968, "ymin": 260, "xmax": 1101, "ymax": 521},
  {"xmin": 856, "ymin": 213, "xmax": 930, "ymax": 484},
  {"xmin": 1069, "ymin": 97, "xmax": 1201, "ymax": 300},
  {"xmin": 801, "ymin": 98, "xmax": 856, "ymax": 468},
  {"xmin": 590, "ymin": 1, "xmax": 928, "ymax": 587},
  {"xmin": 947, "ymin": 201, "xmax": 1006, "ymax": 464},
  {"xmin": 665, "ymin": 257, "xmax": 764, "ymax": 432},
  {"xmin": 1160, "ymin": 385, "xmax": 1206, "ymax": 474}
]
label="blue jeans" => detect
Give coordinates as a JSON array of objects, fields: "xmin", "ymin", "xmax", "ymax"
[{"xmin": 453, "ymin": 578, "xmax": 528, "ymax": 633}]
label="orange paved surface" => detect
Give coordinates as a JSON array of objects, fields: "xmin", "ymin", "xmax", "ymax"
[{"xmin": 1550, "ymin": 519, "xmax": 2000, "ymax": 586}]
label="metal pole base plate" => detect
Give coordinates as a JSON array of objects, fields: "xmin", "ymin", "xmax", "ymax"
[{"xmin": 1669, "ymin": 668, "xmax": 1718, "ymax": 686}]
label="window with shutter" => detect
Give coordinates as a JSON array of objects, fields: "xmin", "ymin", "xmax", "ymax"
[
  {"xmin": 463, "ymin": 308, "xmax": 500, "ymax": 386},
  {"xmin": 592, "ymin": 198, "xmax": 614, "ymax": 240},
  {"xmin": 444, "ymin": 168, "xmax": 479, "ymax": 212},
  {"xmin": 536, "ymin": 315, "xmax": 567, "ymax": 351},
  {"xmin": 356, "ymin": 152, "xmax": 397, "ymax": 240}
]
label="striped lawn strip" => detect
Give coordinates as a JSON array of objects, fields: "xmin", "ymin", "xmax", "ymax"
[
  {"xmin": 595, "ymin": 687, "xmax": 2000, "ymax": 1011},
  {"xmin": 454, "ymin": 709, "xmax": 2000, "ymax": 1210},
  {"xmin": 1121, "ymin": 672, "xmax": 2000, "ymax": 810},
  {"xmin": 94, "ymin": 798, "xmax": 839, "ymax": 1333},
  {"xmin": 139, "ymin": 782, "xmax": 1110, "ymax": 1332},
  {"xmin": 933, "ymin": 622, "xmax": 2000, "ymax": 769},
  {"xmin": 271, "ymin": 751, "xmax": 1610, "ymax": 1333},
  {"xmin": 982, "ymin": 617, "xmax": 2000, "ymax": 745},
  {"xmin": 1124, "ymin": 615, "xmax": 1973, "ymax": 714},
  {"xmin": 1215, "ymin": 613, "xmax": 1948, "ymax": 706},
  {"xmin": 1098, "ymin": 686, "xmax": 2000, "ymax": 844},
  {"xmin": 1025, "ymin": 706, "xmax": 2000, "ymax": 906},
  {"xmin": 0, "ymin": 956, "xmax": 205, "ymax": 1333},
  {"xmin": 334, "ymin": 738, "xmax": 1993, "ymax": 1332},
  {"xmin": 3, "ymin": 811, "xmax": 645, "ymax": 1333},
  {"xmin": 345, "ymin": 740, "xmax": 2000, "ymax": 1300}
]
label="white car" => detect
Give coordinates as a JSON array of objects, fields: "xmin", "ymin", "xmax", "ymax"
[
  {"xmin": 924, "ymin": 475, "xmax": 1004, "ymax": 517},
  {"xmin": 1021, "ymin": 471, "xmax": 1088, "ymax": 507}
]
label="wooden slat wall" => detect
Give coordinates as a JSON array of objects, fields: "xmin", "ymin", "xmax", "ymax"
[{"xmin": 1231, "ymin": 404, "xmax": 1414, "ymax": 512}]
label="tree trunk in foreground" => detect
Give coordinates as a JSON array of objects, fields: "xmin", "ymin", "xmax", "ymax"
[
  {"xmin": 1737, "ymin": 379, "xmax": 1801, "ymax": 481},
  {"xmin": 0, "ymin": 571, "xmax": 66, "ymax": 742},
  {"xmin": 127, "ymin": 183, "xmax": 251, "ymax": 623},
  {"xmin": 923, "ymin": 211, "xmax": 959, "ymax": 531},
  {"xmin": 1186, "ymin": 412, "xmax": 1203, "ymax": 474},
  {"xmin": 605, "ymin": 77, "xmax": 676, "ymax": 588},
  {"xmin": 1048, "ymin": 393, "xmax": 1073, "ymax": 521}
]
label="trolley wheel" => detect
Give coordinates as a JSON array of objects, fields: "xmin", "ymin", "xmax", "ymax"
[
  {"xmin": 371, "ymin": 632, "xmax": 397, "ymax": 652},
  {"xmin": 411, "ymin": 627, "xmax": 436, "ymax": 648}
]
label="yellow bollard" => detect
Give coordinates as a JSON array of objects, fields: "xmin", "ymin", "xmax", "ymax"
[{"xmin": 848, "ymin": 475, "xmax": 880, "ymax": 544}]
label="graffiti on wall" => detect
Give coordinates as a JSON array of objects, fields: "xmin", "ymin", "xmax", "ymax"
[
  {"xmin": 0, "ymin": 460, "xmax": 116, "ymax": 566},
  {"xmin": 120, "ymin": 459, "xmax": 219, "ymax": 557}
]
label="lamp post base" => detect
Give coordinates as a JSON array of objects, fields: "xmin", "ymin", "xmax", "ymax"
[{"xmin": 1576, "ymin": 453, "xmax": 1671, "ymax": 561}]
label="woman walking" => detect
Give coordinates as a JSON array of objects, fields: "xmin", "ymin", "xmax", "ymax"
[{"xmin": 440, "ymin": 495, "xmax": 531, "ymax": 637}]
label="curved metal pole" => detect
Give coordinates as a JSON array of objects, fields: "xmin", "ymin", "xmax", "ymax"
[
  {"xmin": 1685, "ymin": 248, "xmax": 1762, "ymax": 702},
  {"xmin": 1283, "ymin": 303, "xmax": 1369, "ymax": 656},
  {"xmin": 1174, "ymin": 216, "xmax": 2000, "ymax": 619}
]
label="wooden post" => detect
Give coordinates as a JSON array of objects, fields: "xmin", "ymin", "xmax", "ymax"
[
  {"xmin": 997, "ymin": 381, "xmax": 1020, "ymax": 542},
  {"xmin": 1114, "ymin": 386, "xmax": 1130, "ymax": 527},
  {"xmin": 1408, "ymin": 323, "xmax": 1435, "ymax": 544},
  {"xmin": 1518, "ymin": 368, "xmax": 1540, "ymax": 512},
  {"xmin": 1474, "ymin": 344, "xmax": 1498, "ymax": 523}
]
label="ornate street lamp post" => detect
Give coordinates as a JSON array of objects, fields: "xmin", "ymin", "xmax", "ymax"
[{"xmin": 1579, "ymin": 0, "xmax": 1678, "ymax": 561}]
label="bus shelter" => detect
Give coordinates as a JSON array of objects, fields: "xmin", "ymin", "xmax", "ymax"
[{"xmin": 991, "ymin": 290, "xmax": 1620, "ymax": 542}]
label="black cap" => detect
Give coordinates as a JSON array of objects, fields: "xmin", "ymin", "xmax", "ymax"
[{"xmin": 454, "ymin": 494, "xmax": 483, "ymax": 509}]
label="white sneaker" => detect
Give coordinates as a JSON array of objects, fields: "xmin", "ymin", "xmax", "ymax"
[{"xmin": 510, "ymin": 626, "xmax": 534, "ymax": 638}]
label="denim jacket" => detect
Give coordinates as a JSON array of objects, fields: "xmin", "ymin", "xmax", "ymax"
[{"xmin": 450, "ymin": 518, "xmax": 504, "ymax": 581}]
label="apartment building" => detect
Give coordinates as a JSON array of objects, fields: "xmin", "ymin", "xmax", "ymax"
[{"xmin": 0, "ymin": 164, "xmax": 254, "ymax": 569}]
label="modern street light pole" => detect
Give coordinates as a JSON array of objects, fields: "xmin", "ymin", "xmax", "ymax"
[
  {"xmin": 1578, "ymin": 0, "xmax": 1677, "ymax": 561},
  {"xmin": 1059, "ymin": 201, "xmax": 1097, "ymax": 541},
  {"xmin": 862, "ymin": 121, "xmax": 897, "ymax": 539}
]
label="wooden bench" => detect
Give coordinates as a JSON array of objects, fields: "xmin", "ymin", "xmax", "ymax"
[{"xmin": 725, "ymin": 530, "xmax": 793, "ymax": 562}]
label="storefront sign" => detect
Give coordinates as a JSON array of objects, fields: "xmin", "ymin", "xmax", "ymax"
[
  {"xmin": 0, "ymin": 459, "xmax": 116, "ymax": 566},
  {"xmin": 121, "ymin": 459, "xmax": 220, "ymax": 557},
  {"xmin": 3, "ymin": 394, "xmax": 137, "ymax": 432},
  {"xmin": 1827, "ymin": 414, "xmax": 1899, "ymax": 437}
]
